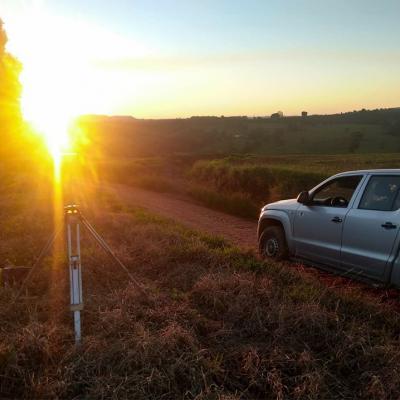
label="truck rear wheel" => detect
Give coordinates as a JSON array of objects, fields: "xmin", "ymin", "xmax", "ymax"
[{"xmin": 259, "ymin": 226, "xmax": 288, "ymax": 260}]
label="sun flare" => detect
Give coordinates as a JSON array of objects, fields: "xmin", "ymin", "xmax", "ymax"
[
  {"xmin": 23, "ymin": 100, "xmax": 73, "ymax": 163},
  {"xmin": 6, "ymin": 7, "xmax": 101, "ymax": 163},
  {"xmin": 12, "ymin": 10, "xmax": 85, "ymax": 163},
  {"xmin": 3, "ymin": 2, "xmax": 153, "ymax": 158}
]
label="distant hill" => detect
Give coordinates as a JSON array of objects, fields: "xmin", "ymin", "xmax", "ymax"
[{"xmin": 77, "ymin": 107, "xmax": 400, "ymax": 157}]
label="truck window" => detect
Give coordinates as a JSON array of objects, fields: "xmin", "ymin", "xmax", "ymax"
[
  {"xmin": 311, "ymin": 175, "xmax": 362, "ymax": 207},
  {"xmin": 359, "ymin": 176, "xmax": 400, "ymax": 211}
]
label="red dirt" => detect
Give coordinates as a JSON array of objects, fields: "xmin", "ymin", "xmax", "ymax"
[{"xmin": 106, "ymin": 183, "xmax": 257, "ymax": 250}]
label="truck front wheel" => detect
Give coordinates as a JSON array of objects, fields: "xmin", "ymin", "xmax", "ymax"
[{"xmin": 259, "ymin": 226, "xmax": 288, "ymax": 260}]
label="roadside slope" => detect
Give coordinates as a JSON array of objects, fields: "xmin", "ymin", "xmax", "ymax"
[
  {"xmin": 104, "ymin": 182, "xmax": 400, "ymax": 309},
  {"xmin": 105, "ymin": 183, "xmax": 257, "ymax": 250}
]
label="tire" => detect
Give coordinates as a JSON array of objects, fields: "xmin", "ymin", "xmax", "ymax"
[{"xmin": 258, "ymin": 226, "xmax": 288, "ymax": 260}]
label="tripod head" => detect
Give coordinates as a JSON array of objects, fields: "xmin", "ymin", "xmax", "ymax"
[{"xmin": 64, "ymin": 204, "xmax": 80, "ymax": 217}]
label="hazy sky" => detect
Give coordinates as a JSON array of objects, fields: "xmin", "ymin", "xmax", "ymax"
[{"xmin": 2, "ymin": 0, "xmax": 400, "ymax": 118}]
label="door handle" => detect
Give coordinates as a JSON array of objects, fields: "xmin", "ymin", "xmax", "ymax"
[
  {"xmin": 331, "ymin": 216, "xmax": 342, "ymax": 223},
  {"xmin": 381, "ymin": 222, "xmax": 397, "ymax": 229}
]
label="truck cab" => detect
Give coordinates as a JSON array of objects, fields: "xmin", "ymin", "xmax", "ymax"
[{"xmin": 258, "ymin": 170, "xmax": 400, "ymax": 286}]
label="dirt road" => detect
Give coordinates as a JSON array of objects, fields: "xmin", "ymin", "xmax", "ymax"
[
  {"xmin": 105, "ymin": 183, "xmax": 400, "ymax": 308},
  {"xmin": 106, "ymin": 183, "xmax": 257, "ymax": 250}
]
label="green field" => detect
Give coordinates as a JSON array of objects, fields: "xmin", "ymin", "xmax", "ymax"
[
  {"xmin": 79, "ymin": 108, "xmax": 400, "ymax": 157},
  {"xmin": 95, "ymin": 153, "xmax": 400, "ymax": 219},
  {"xmin": 76, "ymin": 108, "xmax": 400, "ymax": 218}
]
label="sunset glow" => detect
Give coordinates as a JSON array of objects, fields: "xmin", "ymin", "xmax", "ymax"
[
  {"xmin": 7, "ymin": 0, "xmax": 397, "ymax": 256},
  {"xmin": 2, "ymin": 0, "xmax": 400, "ymax": 124},
  {"xmin": 9, "ymin": 8, "xmax": 88, "ymax": 161},
  {"xmin": 3, "ymin": 4, "xmax": 147, "ymax": 162}
]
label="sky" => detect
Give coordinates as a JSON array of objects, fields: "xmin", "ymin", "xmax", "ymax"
[{"xmin": 1, "ymin": 0, "xmax": 400, "ymax": 119}]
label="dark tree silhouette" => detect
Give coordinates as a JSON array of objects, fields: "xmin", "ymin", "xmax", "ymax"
[{"xmin": 0, "ymin": 18, "xmax": 23, "ymax": 154}]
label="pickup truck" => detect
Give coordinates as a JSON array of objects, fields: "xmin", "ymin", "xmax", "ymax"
[{"xmin": 257, "ymin": 169, "xmax": 400, "ymax": 287}]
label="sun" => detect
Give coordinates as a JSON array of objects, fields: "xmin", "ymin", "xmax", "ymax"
[
  {"xmin": 4, "ymin": 2, "xmax": 151, "ymax": 165},
  {"xmin": 22, "ymin": 96, "xmax": 73, "ymax": 164},
  {"xmin": 3, "ymin": 1, "xmax": 153, "ymax": 163},
  {"xmin": 7, "ymin": 8, "xmax": 95, "ymax": 164},
  {"xmin": 16, "ymin": 15, "xmax": 86, "ymax": 164}
]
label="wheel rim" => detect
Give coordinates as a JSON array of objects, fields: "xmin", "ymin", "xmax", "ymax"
[{"xmin": 265, "ymin": 237, "xmax": 279, "ymax": 257}]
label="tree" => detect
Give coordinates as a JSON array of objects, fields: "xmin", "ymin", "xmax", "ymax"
[{"xmin": 0, "ymin": 18, "xmax": 23, "ymax": 155}]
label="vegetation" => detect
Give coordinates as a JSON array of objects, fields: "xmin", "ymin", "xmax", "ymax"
[
  {"xmin": 77, "ymin": 108, "xmax": 400, "ymax": 218},
  {"xmin": 94, "ymin": 153, "xmax": 400, "ymax": 219},
  {"xmin": 0, "ymin": 19, "xmax": 24, "ymax": 157},
  {"xmin": 190, "ymin": 158, "xmax": 325, "ymax": 201},
  {"xmin": 2, "ymin": 166, "xmax": 400, "ymax": 399},
  {"xmin": 0, "ymin": 20, "xmax": 44, "ymax": 162},
  {"xmin": 187, "ymin": 154, "xmax": 400, "ymax": 217},
  {"xmin": 187, "ymin": 184, "xmax": 259, "ymax": 219},
  {"xmin": 79, "ymin": 108, "xmax": 400, "ymax": 158}
]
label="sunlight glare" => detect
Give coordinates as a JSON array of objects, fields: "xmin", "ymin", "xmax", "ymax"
[
  {"xmin": 15, "ymin": 9, "xmax": 88, "ymax": 165},
  {"xmin": 3, "ymin": 2, "xmax": 153, "ymax": 167},
  {"xmin": 8, "ymin": 9, "xmax": 99, "ymax": 164}
]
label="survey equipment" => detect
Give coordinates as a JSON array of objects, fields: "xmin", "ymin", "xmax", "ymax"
[{"xmin": 14, "ymin": 204, "xmax": 144, "ymax": 345}]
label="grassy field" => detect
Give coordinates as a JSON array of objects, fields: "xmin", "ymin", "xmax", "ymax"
[
  {"xmin": 187, "ymin": 153, "xmax": 400, "ymax": 217},
  {"xmin": 95, "ymin": 153, "xmax": 400, "ymax": 219},
  {"xmin": 76, "ymin": 108, "xmax": 400, "ymax": 219},
  {"xmin": 79, "ymin": 108, "xmax": 400, "ymax": 157},
  {"xmin": 2, "ymin": 162, "xmax": 400, "ymax": 398}
]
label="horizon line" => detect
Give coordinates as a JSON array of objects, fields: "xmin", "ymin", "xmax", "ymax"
[{"xmin": 76, "ymin": 106, "xmax": 400, "ymax": 121}]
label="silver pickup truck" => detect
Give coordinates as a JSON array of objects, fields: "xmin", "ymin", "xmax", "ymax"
[{"xmin": 257, "ymin": 169, "xmax": 400, "ymax": 286}]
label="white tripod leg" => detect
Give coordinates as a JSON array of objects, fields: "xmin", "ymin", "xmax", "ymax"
[{"xmin": 67, "ymin": 215, "xmax": 83, "ymax": 344}]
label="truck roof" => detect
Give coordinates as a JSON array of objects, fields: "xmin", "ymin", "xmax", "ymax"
[{"xmin": 335, "ymin": 169, "xmax": 400, "ymax": 176}]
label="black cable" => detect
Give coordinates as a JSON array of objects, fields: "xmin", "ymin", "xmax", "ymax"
[
  {"xmin": 12, "ymin": 227, "xmax": 62, "ymax": 303},
  {"xmin": 79, "ymin": 214, "xmax": 146, "ymax": 295},
  {"xmin": 11, "ymin": 207, "xmax": 146, "ymax": 308}
]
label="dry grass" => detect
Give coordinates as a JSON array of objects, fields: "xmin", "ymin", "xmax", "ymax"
[{"xmin": 1, "ymin": 165, "xmax": 400, "ymax": 399}]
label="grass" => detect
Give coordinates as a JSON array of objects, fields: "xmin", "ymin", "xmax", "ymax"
[
  {"xmin": 190, "ymin": 159, "xmax": 325, "ymax": 199},
  {"xmin": 187, "ymin": 185, "xmax": 259, "ymax": 219},
  {"xmin": 2, "ymin": 164, "xmax": 400, "ymax": 398},
  {"xmin": 95, "ymin": 156, "xmax": 183, "ymax": 193},
  {"xmin": 76, "ymin": 109, "xmax": 400, "ymax": 218},
  {"xmin": 96, "ymin": 153, "xmax": 400, "ymax": 220},
  {"xmin": 187, "ymin": 153, "xmax": 400, "ymax": 218},
  {"xmin": 80, "ymin": 109, "xmax": 400, "ymax": 157}
]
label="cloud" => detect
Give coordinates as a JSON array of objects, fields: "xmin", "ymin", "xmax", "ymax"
[{"xmin": 92, "ymin": 48, "xmax": 400, "ymax": 71}]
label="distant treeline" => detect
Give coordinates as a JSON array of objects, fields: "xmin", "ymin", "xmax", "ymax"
[{"xmin": 77, "ymin": 107, "xmax": 400, "ymax": 157}]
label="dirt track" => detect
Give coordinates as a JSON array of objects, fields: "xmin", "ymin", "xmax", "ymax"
[
  {"xmin": 106, "ymin": 183, "xmax": 257, "ymax": 250},
  {"xmin": 105, "ymin": 183, "xmax": 400, "ymax": 308}
]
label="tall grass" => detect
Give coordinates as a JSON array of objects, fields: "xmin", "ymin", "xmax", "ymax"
[
  {"xmin": 187, "ymin": 154, "xmax": 400, "ymax": 218},
  {"xmin": 187, "ymin": 185, "xmax": 259, "ymax": 218},
  {"xmin": 188, "ymin": 158, "xmax": 326, "ymax": 217},
  {"xmin": 97, "ymin": 153, "xmax": 400, "ymax": 219},
  {"xmin": 191, "ymin": 159, "xmax": 326, "ymax": 199},
  {"xmin": 2, "ymin": 167, "xmax": 400, "ymax": 398}
]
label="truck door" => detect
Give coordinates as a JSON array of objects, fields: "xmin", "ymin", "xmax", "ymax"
[
  {"xmin": 341, "ymin": 175, "xmax": 400, "ymax": 280},
  {"xmin": 293, "ymin": 175, "xmax": 363, "ymax": 267}
]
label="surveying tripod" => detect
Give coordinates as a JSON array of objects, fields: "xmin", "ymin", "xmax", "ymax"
[{"xmin": 14, "ymin": 204, "xmax": 144, "ymax": 345}]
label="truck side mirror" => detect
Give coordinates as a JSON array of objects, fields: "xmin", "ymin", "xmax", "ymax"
[{"xmin": 297, "ymin": 191, "xmax": 311, "ymax": 205}]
